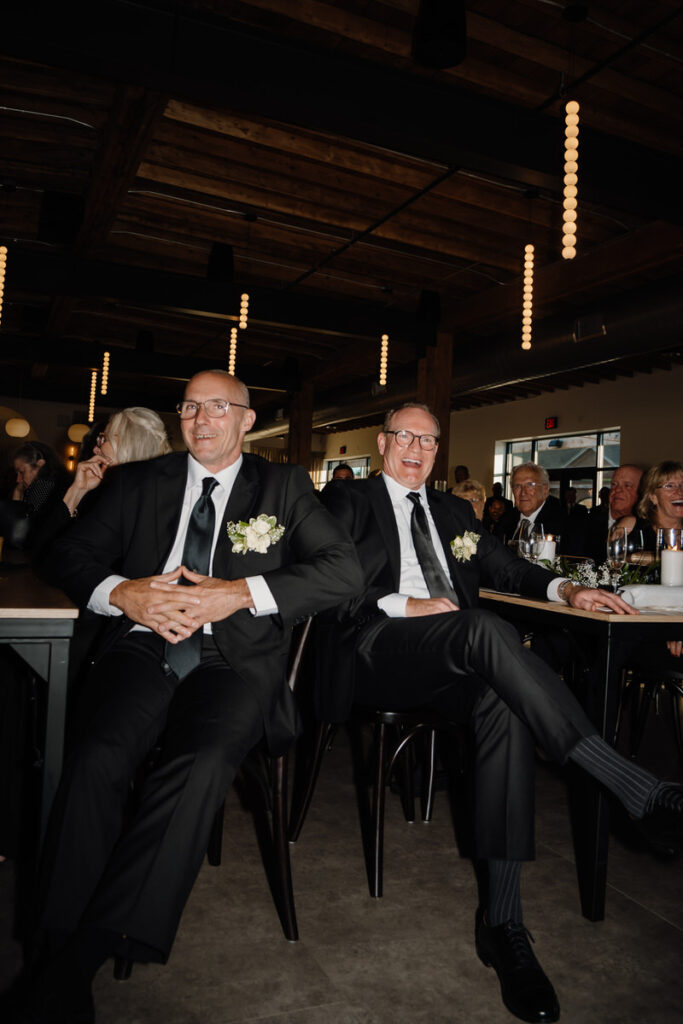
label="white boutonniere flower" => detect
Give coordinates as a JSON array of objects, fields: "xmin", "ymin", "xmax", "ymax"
[
  {"xmin": 450, "ymin": 530, "xmax": 479, "ymax": 563},
  {"xmin": 227, "ymin": 514, "xmax": 285, "ymax": 554}
]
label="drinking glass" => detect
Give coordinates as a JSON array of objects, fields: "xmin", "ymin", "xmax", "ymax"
[
  {"xmin": 517, "ymin": 519, "xmax": 533, "ymax": 560},
  {"xmin": 606, "ymin": 524, "xmax": 628, "ymax": 590},
  {"xmin": 530, "ymin": 529, "xmax": 547, "ymax": 563}
]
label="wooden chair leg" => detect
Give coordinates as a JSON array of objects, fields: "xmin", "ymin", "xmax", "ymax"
[
  {"xmin": 288, "ymin": 721, "xmax": 334, "ymax": 842},
  {"xmin": 272, "ymin": 753, "xmax": 298, "ymax": 941}
]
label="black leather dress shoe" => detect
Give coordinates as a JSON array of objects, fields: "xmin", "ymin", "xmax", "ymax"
[
  {"xmin": 637, "ymin": 783, "xmax": 683, "ymax": 858},
  {"xmin": 475, "ymin": 909, "xmax": 560, "ymax": 1023}
]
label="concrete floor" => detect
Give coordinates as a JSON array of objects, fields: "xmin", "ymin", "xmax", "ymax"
[{"xmin": 1, "ymin": 703, "xmax": 682, "ymax": 1024}]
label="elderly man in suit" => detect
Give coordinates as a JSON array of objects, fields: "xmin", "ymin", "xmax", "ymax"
[
  {"xmin": 494, "ymin": 462, "xmax": 565, "ymax": 548},
  {"xmin": 11, "ymin": 370, "xmax": 362, "ymax": 1024},
  {"xmin": 585, "ymin": 464, "xmax": 643, "ymax": 565},
  {"xmin": 320, "ymin": 402, "xmax": 681, "ymax": 1024}
]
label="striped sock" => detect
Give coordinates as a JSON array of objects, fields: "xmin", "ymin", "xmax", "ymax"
[
  {"xmin": 569, "ymin": 734, "xmax": 659, "ymax": 819},
  {"xmin": 487, "ymin": 859, "xmax": 523, "ymax": 926}
]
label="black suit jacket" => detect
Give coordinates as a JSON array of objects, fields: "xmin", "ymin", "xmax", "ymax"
[
  {"xmin": 493, "ymin": 496, "xmax": 567, "ymax": 548},
  {"xmin": 44, "ymin": 452, "xmax": 363, "ymax": 754},
  {"xmin": 318, "ymin": 475, "xmax": 559, "ymax": 722}
]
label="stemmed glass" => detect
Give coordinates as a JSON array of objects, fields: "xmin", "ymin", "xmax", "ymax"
[
  {"xmin": 530, "ymin": 529, "xmax": 547, "ymax": 563},
  {"xmin": 606, "ymin": 524, "xmax": 629, "ymax": 591},
  {"xmin": 517, "ymin": 519, "xmax": 533, "ymax": 560}
]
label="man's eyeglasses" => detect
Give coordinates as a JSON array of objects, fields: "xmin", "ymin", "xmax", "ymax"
[
  {"xmin": 610, "ymin": 481, "xmax": 636, "ymax": 490},
  {"xmin": 656, "ymin": 481, "xmax": 683, "ymax": 492},
  {"xmin": 512, "ymin": 481, "xmax": 540, "ymax": 492},
  {"xmin": 176, "ymin": 399, "xmax": 249, "ymax": 419},
  {"xmin": 384, "ymin": 429, "xmax": 438, "ymax": 451}
]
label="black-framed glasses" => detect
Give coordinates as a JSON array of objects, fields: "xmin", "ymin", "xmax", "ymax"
[
  {"xmin": 176, "ymin": 399, "xmax": 250, "ymax": 420},
  {"xmin": 384, "ymin": 429, "xmax": 438, "ymax": 451}
]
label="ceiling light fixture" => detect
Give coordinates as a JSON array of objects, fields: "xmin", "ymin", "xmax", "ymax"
[
  {"xmin": 239, "ymin": 292, "xmax": 249, "ymax": 330},
  {"xmin": 562, "ymin": 101, "xmax": 579, "ymax": 259},
  {"xmin": 88, "ymin": 369, "xmax": 98, "ymax": 423},
  {"xmin": 0, "ymin": 245, "xmax": 7, "ymax": 328},
  {"xmin": 228, "ymin": 326, "xmax": 238, "ymax": 375},
  {"xmin": 521, "ymin": 244, "xmax": 534, "ymax": 350},
  {"xmin": 379, "ymin": 333, "xmax": 389, "ymax": 386},
  {"xmin": 100, "ymin": 350, "xmax": 110, "ymax": 395}
]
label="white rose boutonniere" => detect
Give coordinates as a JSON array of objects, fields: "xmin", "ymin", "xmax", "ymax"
[
  {"xmin": 227, "ymin": 514, "xmax": 285, "ymax": 555},
  {"xmin": 450, "ymin": 530, "xmax": 479, "ymax": 563}
]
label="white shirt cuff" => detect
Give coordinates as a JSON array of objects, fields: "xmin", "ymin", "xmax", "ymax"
[
  {"xmin": 246, "ymin": 575, "xmax": 278, "ymax": 617},
  {"xmin": 88, "ymin": 575, "xmax": 128, "ymax": 616},
  {"xmin": 377, "ymin": 593, "xmax": 409, "ymax": 618},
  {"xmin": 547, "ymin": 577, "xmax": 569, "ymax": 602}
]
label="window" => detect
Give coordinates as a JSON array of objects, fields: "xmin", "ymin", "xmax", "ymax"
[
  {"xmin": 316, "ymin": 455, "xmax": 371, "ymax": 489},
  {"xmin": 495, "ymin": 430, "xmax": 620, "ymax": 508}
]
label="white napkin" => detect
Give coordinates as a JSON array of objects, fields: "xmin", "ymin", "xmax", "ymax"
[{"xmin": 619, "ymin": 584, "xmax": 683, "ymax": 611}]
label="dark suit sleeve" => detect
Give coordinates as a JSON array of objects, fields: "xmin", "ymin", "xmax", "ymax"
[
  {"xmin": 252, "ymin": 466, "xmax": 364, "ymax": 623},
  {"xmin": 473, "ymin": 528, "xmax": 561, "ymax": 601}
]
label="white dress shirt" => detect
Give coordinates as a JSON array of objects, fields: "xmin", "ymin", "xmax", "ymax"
[
  {"xmin": 377, "ymin": 475, "xmax": 565, "ymax": 617},
  {"xmin": 88, "ymin": 453, "xmax": 277, "ymax": 626}
]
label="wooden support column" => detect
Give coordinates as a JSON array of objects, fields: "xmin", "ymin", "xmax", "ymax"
[
  {"xmin": 416, "ymin": 330, "xmax": 453, "ymax": 485},
  {"xmin": 287, "ymin": 382, "xmax": 313, "ymax": 470}
]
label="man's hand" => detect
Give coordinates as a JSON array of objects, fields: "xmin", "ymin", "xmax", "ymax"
[
  {"xmin": 110, "ymin": 567, "xmax": 202, "ymax": 641},
  {"xmin": 149, "ymin": 567, "xmax": 253, "ymax": 628},
  {"xmin": 667, "ymin": 640, "xmax": 682, "ymax": 658},
  {"xmin": 406, "ymin": 596, "xmax": 459, "ymax": 617},
  {"xmin": 567, "ymin": 585, "xmax": 639, "ymax": 615}
]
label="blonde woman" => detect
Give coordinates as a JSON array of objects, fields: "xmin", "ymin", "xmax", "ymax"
[{"xmin": 453, "ymin": 477, "xmax": 486, "ymax": 521}]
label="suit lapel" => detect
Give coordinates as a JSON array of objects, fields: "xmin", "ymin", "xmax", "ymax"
[
  {"xmin": 367, "ymin": 476, "xmax": 402, "ymax": 589},
  {"xmin": 212, "ymin": 456, "xmax": 261, "ymax": 580},
  {"xmin": 153, "ymin": 454, "xmax": 190, "ymax": 573},
  {"xmin": 427, "ymin": 489, "xmax": 472, "ymax": 609}
]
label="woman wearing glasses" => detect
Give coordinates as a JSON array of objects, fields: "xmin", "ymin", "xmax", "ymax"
[{"xmin": 616, "ymin": 460, "xmax": 683, "ymax": 554}]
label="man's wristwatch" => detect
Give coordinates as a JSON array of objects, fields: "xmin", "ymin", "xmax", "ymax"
[{"xmin": 557, "ymin": 579, "xmax": 577, "ymax": 603}]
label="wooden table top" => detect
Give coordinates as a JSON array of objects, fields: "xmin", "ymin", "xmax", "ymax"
[
  {"xmin": 480, "ymin": 588, "xmax": 683, "ymax": 624},
  {"xmin": 0, "ymin": 565, "xmax": 78, "ymax": 619}
]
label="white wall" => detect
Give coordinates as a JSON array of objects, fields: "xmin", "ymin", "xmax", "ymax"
[{"xmin": 321, "ymin": 364, "xmax": 683, "ymax": 488}]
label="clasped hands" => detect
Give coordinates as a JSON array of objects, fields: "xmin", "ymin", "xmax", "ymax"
[{"xmin": 110, "ymin": 566, "xmax": 253, "ymax": 643}]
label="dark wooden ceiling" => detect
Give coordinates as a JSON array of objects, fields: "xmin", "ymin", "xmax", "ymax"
[{"xmin": 2, "ymin": 1, "xmax": 683, "ymax": 435}]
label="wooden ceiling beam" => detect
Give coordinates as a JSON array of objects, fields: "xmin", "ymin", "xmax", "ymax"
[{"xmin": 5, "ymin": 2, "xmax": 681, "ymax": 224}]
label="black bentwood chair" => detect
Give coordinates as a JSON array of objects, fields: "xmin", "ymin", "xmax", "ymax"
[
  {"xmin": 113, "ymin": 617, "xmax": 313, "ymax": 980},
  {"xmin": 288, "ymin": 703, "xmax": 467, "ymax": 899}
]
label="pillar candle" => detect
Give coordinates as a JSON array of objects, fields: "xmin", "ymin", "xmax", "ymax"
[{"xmin": 661, "ymin": 548, "xmax": 683, "ymax": 587}]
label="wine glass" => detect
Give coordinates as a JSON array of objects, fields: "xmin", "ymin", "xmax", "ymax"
[
  {"xmin": 606, "ymin": 524, "xmax": 628, "ymax": 590},
  {"xmin": 530, "ymin": 529, "xmax": 547, "ymax": 563}
]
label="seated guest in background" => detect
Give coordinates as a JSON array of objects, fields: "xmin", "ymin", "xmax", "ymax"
[
  {"xmin": 596, "ymin": 485, "xmax": 610, "ymax": 511},
  {"xmin": 449, "ymin": 463, "xmax": 470, "ymax": 493},
  {"xmin": 331, "ymin": 462, "xmax": 354, "ymax": 481},
  {"xmin": 585, "ymin": 464, "xmax": 642, "ymax": 565},
  {"xmin": 320, "ymin": 401, "xmax": 683, "ymax": 1024},
  {"xmin": 4, "ymin": 369, "xmax": 362, "ymax": 1024},
  {"xmin": 483, "ymin": 496, "xmax": 507, "ymax": 534},
  {"xmin": 562, "ymin": 487, "xmax": 589, "ymax": 557},
  {"xmin": 617, "ymin": 460, "xmax": 683, "ymax": 554},
  {"xmin": 453, "ymin": 477, "xmax": 486, "ymax": 521},
  {"xmin": 0, "ymin": 442, "xmax": 71, "ymax": 554},
  {"xmin": 483, "ymin": 481, "xmax": 513, "ymax": 525},
  {"xmin": 60, "ymin": 407, "xmax": 172, "ymax": 521},
  {"xmin": 493, "ymin": 462, "xmax": 565, "ymax": 548},
  {"xmin": 563, "ymin": 487, "xmax": 587, "ymax": 519}
]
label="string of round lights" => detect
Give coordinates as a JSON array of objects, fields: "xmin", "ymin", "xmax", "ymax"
[
  {"xmin": 228, "ymin": 326, "xmax": 238, "ymax": 375},
  {"xmin": 100, "ymin": 351, "xmax": 110, "ymax": 395},
  {"xmin": 379, "ymin": 333, "xmax": 389, "ymax": 386},
  {"xmin": 0, "ymin": 245, "xmax": 7, "ymax": 327},
  {"xmin": 521, "ymin": 244, "xmax": 534, "ymax": 351},
  {"xmin": 562, "ymin": 101, "xmax": 579, "ymax": 259},
  {"xmin": 239, "ymin": 292, "xmax": 249, "ymax": 330},
  {"xmin": 88, "ymin": 369, "xmax": 98, "ymax": 423}
]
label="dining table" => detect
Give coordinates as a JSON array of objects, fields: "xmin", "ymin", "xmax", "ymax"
[
  {"xmin": 0, "ymin": 562, "xmax": 78, "ymax": 844},
  {"xmin": 479, "ymin": 587, "xmax": 683, "ymax": 922}
]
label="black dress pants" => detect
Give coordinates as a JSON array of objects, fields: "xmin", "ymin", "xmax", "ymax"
[
  {"xmin": 39, "ymin": 632, "xmax": 263, "ymax": 963},
  {"xmin": 354, "ymin": 608, "xmax": 597, "ymax": 861}
]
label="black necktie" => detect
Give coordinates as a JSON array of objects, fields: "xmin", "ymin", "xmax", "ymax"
[
  {"xmin": 406, "ymin": 492, "xmax": 455, "ymax": 599},
  {"xmin": 164, "ymin": 476, "xmax": 218, "ymax": 679}
]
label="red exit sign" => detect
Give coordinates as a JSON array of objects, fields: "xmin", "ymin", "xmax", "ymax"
[{"xmin": 545, "ymin": 416, "xmax": 558, "ymax": 430}]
